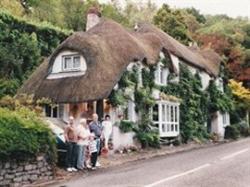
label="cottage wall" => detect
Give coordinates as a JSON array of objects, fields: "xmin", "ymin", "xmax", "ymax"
[
  {"xmin": 112, "ymin": 126, "xmax": 136, "ymax": 150},
  {"xmin": 211, "ymin": 111, "xmax": 230, "ymax": 138},
  {"xmin": 200, "ymin": 71, "xmax": 211, "ymax": 90}
]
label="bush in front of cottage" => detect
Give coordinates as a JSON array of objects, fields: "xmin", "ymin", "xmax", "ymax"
[{"xmin": 0, "ymin": 107, "xmax": 57, "ymax": 164}]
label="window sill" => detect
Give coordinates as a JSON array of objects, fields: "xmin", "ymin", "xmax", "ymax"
[{"xmin": 47, "ymin": 71, "xmax": 86, "ymax": 79}]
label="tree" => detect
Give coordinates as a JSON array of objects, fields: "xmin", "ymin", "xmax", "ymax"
[
  {"xmin": 0, "ymin": 0, "xmax": 25, "ymax": 16},
  {"xmin": 228, "ymin": 79, "xmax": 250, "ymax": 125},
  {"xmin": 153, "ymin": 4, "xmax": 192, "ymax": 45},
  {"xmin": 185, "ymin": 7, "xmax": 206, "ymax": 24},
  {"xmin": 123, "ymin": 0, "xmax": 157, "ymax": 27}
]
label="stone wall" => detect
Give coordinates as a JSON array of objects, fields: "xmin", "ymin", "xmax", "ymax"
[{"xmin": 0, "ymin": 155, "xmax": 54, "ymax": 187}]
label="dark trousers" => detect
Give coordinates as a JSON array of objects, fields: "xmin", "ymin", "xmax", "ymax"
[
  {"xmin": 91, "ymin": 152, "xmax": 98, "ymax": 167},
  {"xmin": 66, "ymin": 142, "xmax": 78, "ymax": 168}
]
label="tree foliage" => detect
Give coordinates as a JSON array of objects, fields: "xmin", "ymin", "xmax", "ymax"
[
  {"xmin": 153, "ymin": 4, "xmax": 192, "ymax": 45},
  {"xmin": 0, "ymin": 11, "xmax": 69, "ymax": 97}
]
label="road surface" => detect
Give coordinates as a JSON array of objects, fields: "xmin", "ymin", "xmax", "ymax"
[{"xmin": 54, "ymin": 138, "xmax": 250, "ymax": 187}]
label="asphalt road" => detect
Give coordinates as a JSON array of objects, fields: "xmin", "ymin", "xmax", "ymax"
[{"xmin": 55, "ymin": 138, "xmax": 250, "ymax": 187}]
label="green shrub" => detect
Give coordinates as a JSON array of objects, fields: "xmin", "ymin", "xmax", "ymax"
[
  {"xmin": 0, "ymin": 107, "xmax": 57, "ymax": 163},
  {"xmin": 224, "ymin": 125, "xmax": 240, "ymax": 140},
  {"xmin": 136, "ymin": 131, "xmax": 160, "ymax": 148},
  {"xmin": 236, "ymin": 121, "xmax": 250, "ymax": 137},
  {"xmin": 119, "ymin": 120, "xmax": 135, "ymax": 133}
]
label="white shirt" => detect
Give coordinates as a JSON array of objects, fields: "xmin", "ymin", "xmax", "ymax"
[
  {"xmin": 77, "ymin": 125, "xmax": 90, "ymax": 146},
  {"xmin": 102, "ymin": 120, "xmax": 113, "ymax": 140},
  {"xmin": 89, "ymin": 140, "xmax": 97, "ymax": 153}
]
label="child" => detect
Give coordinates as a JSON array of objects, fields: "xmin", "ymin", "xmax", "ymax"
[{"xmin": 89, "ymin": 133, "xmax": 98, "ymax": 170}]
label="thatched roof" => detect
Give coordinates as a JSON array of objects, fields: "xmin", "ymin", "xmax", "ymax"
[
  {"xmin": 18, "ymin": 19, "xmax": 221, "ymax": 103},
  {"xmin": 136, "ymin": 23, "xmax": 221, "ymax": 76}
]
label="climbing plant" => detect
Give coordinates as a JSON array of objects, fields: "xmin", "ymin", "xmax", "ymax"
[
  {"xmin": 160, "ymin": 64, "xmax": 210, "ymax": 142},
  {"xmin": 108, "ymin": 63, "xmax": 160, "ymax": 148},
  {"xmin": 207, "ymin": 80, "xmax": 233, "ymax": 113}
]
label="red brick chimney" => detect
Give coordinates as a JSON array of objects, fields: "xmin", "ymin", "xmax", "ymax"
[{"xmin": 86, "ymin": 7, "xmax": 101, "ymax": 31}]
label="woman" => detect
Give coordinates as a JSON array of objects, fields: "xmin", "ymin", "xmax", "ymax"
[
  {"xmin": 76, "ymin": 118, "xmax": 90, "ymax": 170},
  {"xmin": 102, "ymin": 115, "xmax": 113, "ymax": 149}
]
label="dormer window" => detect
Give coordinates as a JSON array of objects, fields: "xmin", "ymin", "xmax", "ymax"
[
  {"xmin": 47, "ymin": 50, "xmax": 87, "ymax": 79},
  {"xmin": 62, "ymin": 55, "xmax": 81, "ymax": 71}
]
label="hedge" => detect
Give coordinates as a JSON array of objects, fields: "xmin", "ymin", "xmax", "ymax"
[
  {"xmin": 0, "ymin": 10, "xmax": 70, "ymax": 56},
  {"xmin": 0, "ymin": 10, "xmax": 71, "ymax": 98},
  {"xmin": 0, "ymin": 107, "xmax": 57, "ymax": 163}
]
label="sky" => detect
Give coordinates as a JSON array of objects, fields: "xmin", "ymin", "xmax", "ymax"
[{"xmin": 99, "ymin": 0, "xmax": 250, "ymax": 18}]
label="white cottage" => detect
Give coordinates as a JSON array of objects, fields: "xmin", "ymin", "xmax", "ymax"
[{"xmin": 18, "ymin": 7, "xmax": 230, "ymax": 148}]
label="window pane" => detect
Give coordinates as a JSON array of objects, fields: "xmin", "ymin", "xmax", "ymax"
[
  {"xmin": 45, "ymin": 104, "xmax": 51, "ymax": 117},
  {"xmin": 160, "ymin": 66, "xmax": 164, "ymax": 84},
  {"xmin": 162, "ymin": 104, "xmax": 166, "ymax": 121},
  {"xmin": 171, "ymin": 124, "xmax": 174, "ymax": 131},
  {"xmin": 175, "ymin": 124, "xmax": 178, "ymax": 131},
  {"xmin": 73, "ymin": 56, "xmax": 80, "ymax": 68},
  {"xmin": 162, "ymin": 124, "xmax": 166, "ymax": 132},
  {"xmin": 166, "ymin": 105, "xmax": 169, "ymax": 122},
  {"xmin": 64, "ymin": 57, "xmax": 72, "ymax": 69},
  {"xmin": 170, "ymin": 106, "xmax": 174, "ymax": 122},
  {"xmin": 167, "ymin": 123, "xmax": 170, "ymax": 131},
  {"xmin": 153, "ymin": 104, "xmax": 159, "ymax": 121},
  {"xmin": 52, "ymin": 106, "xmax": 58, "ymax": 118},
  {"xmin": 175, "ymin": 106, "xmax": 177, "ymax": 122}
]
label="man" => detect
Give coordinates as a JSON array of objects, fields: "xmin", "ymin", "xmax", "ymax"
[
  {"xmin": 89, "ymin": 113, "xmax": 103, "ymax": 166},
  {"xmin": 64, "ymin": 116, "xmax": 78, "ymax": 172}
]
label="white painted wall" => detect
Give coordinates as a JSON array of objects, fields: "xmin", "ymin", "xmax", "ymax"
[
  {"xmin": 200, "ymin": 71, "xmax": 211, "ymax": 90},
  {"xmin": 211, "ymin": 111, "xmax": 230, "ymax": 138},
  {"xmin": 112, "ymin": 126, "xmax": 136, "ymax": 150},
  {"xmin": 47, "ymin": 50, "xmax": 87, "ymax": 79},
  {"xmin": 170, "ymin": 53, "xmax": 180, "ymax": 74},
  {"xmin": 215, "ymin": 78, "xmax": 224, "ymax": 92}
]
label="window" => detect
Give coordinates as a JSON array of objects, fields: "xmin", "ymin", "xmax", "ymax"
[
  {"xmin": 155, "ymin": 64, "xmax": 169, "ymax": 85},
  {"xmin": 222, "ymin": 112, "xmax": 229, "ymax": 127},
  {"xmin": 45, "ymin": 104, "xmax": 58, "ymax": 118},
  {"xmin": 152, "ymin": 101, "xmax": 180, "ymax": 137},
  {"xmin": 62, "ymin": 55, "xmax": 81, "ymax": 71}
]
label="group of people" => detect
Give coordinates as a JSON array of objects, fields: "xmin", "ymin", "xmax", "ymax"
[{"xmin": 64, "ymin": 113, "xmax": 112, "ymax": 172}]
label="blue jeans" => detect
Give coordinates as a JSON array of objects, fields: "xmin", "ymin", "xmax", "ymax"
[
  {"xmin": 66, "ymin": 142, "xmax": 78, "ymax": 168},
  {"xmin": 96, "ymin": 138, "xmax": 101, "ymax": 155},
  {"xmin": 77, "ymin": 145, "xmax": 86, "ymax": 169}
]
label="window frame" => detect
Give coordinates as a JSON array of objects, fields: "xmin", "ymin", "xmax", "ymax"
[
  {"xmin": 222, "ymin": 112, "xmax": 229, "ymax": 127},
  {"xmin": 152, "ymin": 101, "xmax": 180, "ymax": 137},
  {"xmin": 62, "ymin": 54, "xmax": 81, "ymax": 72},
  {"xmin": 155, "ymin": 63, "xmax": 169, "ymax": 86}
]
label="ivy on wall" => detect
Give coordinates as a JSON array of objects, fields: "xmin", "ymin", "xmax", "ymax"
[
  {"xmin": 160, "ymin": 63, "xmax": 234, "ymax": 142},
  {"xmin": 108, "ymin": 57, "xmax": 234, "ymax": 144},
  {"xmin": 108, "ymin": 64, "xmax": 160, "ymax": 148}
]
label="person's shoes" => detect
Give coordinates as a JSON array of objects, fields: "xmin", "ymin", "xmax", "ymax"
[
  {"xmin": 86, "ymin": 163, "xmax": 92, "ymax": 169},
  {"xmin": 96, "ymin": 161, "xmax": 101, "ymax": 167},
  {"xmin": 67, "ymin": 168, "xmax": 72, "ymax": 172},
  {"xmin": 91, "ymin": 167, "xmax": 96, "ymax": 170},
  {"xmin": 71, "ymin": 167, "xmax": 78, "ymax": 172}
]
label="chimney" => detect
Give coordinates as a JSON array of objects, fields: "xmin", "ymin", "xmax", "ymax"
[{"xmin": 86, "ymin": 7, "xmax": 101, "ymax": 31}]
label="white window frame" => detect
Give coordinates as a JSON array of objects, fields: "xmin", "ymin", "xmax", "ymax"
[
  {"xmin": 62, "ymin": 54, "xmax": 81, "ymax": 72},
  {"xmin": 222, "ymin": 112, "xmax": 230, "ymax": 127},
  {"xmin": 155, "ymin": 63, "xmax": 168, "ymax": 86},
  {"xmin": 152, "ymin": 101, "xmax": 180, "ymax": 137}
]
